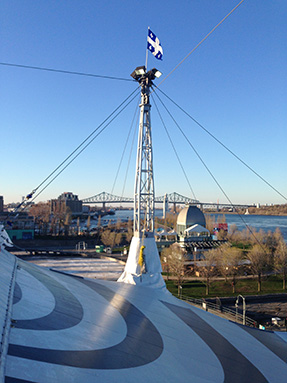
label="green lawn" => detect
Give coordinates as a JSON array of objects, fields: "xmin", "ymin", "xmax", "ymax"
[{"xmin": 165, "ymin": 275, "xmax": 286, "ymax": 299}]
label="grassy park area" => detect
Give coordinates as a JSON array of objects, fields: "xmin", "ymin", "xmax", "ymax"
[{"xmin": 165, "ymin": 274, "xmax": 286, "ymax": 299}]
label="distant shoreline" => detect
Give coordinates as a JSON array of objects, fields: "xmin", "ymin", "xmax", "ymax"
[
  {"xmin": 204, "ymin": 211, "xmax": 287, "ymax": 217},
  {"xmin": 203, "ymin": 204, "xmax": 287, "ymax": 217}
]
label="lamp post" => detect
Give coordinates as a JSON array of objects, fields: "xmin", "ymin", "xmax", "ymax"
[
  {"xmin": 179, "ymin": 285, "xmax": 182, "ymax": 299},
  {"xmin": 235, "ymin": 294, "xmax": 246, "ymax": 325},
  {"xmin": 193, "ymin": 247, "xmax": 197, "ymax": 273}
]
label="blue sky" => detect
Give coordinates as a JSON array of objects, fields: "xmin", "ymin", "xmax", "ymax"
[{"xmin": 1, "ymin": 0, "xmax": 286, "ymax": 206}]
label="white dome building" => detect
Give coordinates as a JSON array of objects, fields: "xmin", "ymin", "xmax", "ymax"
[{"xmin": 177, "ymin": 205, "xmax": 207, "ymax": 236}]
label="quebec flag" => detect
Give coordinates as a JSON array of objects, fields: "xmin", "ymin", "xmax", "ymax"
[{"xmin": 147, "ymin": 29, "xmax": 163, "ymax": 60}]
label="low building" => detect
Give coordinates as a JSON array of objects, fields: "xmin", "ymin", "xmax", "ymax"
[
  {"xmin": 51, "ymin": 192, "xmax": 83, "ymax": 216},
  {"xmin": 176, "ymin": 204, "xmax": 222, "ymax": 259},
  {"xmin": 177, "ymin": 205, "xmax": 209, "ymax": 240},
  {"xmin": 0, "ymin": 211, "xmax": 35, "ymax": 240},
  {"xmin": 156, "ymin": 204, "xmax": 224, "ymax": 257}
]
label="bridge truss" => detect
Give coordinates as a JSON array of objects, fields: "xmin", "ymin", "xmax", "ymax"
[{"xmin": 82, "ymin": 191, "xmax": 251, "ymax": 210}]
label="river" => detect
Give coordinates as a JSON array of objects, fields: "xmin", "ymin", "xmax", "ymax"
[
  {"xmin": 210, "ymin": 213, "xmax": 287, "ymax": 240},
  {"xmin": 104, "ymin": 210, "xmax": 287, "ymax": 242}
]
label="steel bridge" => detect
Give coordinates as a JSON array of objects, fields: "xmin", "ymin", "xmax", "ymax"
[{"xmin": 82, "ymin": 191, "xmax": 252, "ymax": 211}]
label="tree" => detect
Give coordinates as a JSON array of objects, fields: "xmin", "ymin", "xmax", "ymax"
[
  {"xmin": 161, "ymin": 243, "xmax": 188, "ymax": 296},
  {"xmin": 216, "ymin": 245, "xmax": 230, "ymax": 282},
  {"xmin": 274, "ymin": 238, "xmax": 287, "ymax": 290},
  {"xmin": 29, "ymin": 202, "xmax": 50, "ymax": 235},
  {"xmin": 227, "ymin": 224, "xmax": 246, "ymax": 246},
  {"xmin": 246, "ymin": 244, "xmax": 270, "ymax": 292},
  {"xmin": 101, "ymin": 229, "xmax": 122, "ymax": 248},
  {"xmin": 229, "ymin": 224, "xmax": 238, "ymax": 238},
  {"xmin": 127, "ymin": 217, "xmax": 133, "ymax": 230},
  {"xmin": 199, "ymin": 248, "xmax": 218, "ymax": 295},
  {"xmin": 205, "ymin": 215, "xmax": 215, "ymax": 233},
  {"xmin": 273, "ymin": 227, "xmax": 285, "ymax": 243},
  {"xmin": 64, "ymin": 211, "xmax": 72, "ymax": 236},
  {"xmin": 116, "ymin": 218, "xmax": 123, "ymax": 232},
  {"xmin": 101, "ymin": 229, "xmax": 115, "ymax": 248},
  {"xmin": 156, "ymin": 212, "xmax": 178, "ymax": 231},
  {"xmin": 50, "ymin": 204, "xmax": 70, "ymax": 235},
  {"xmin": 114, "ymin": 233, "xmax": 123, "ymax": 247},
  {"xmin": 125, "ymin": 228, "xmax": 133, "ymax": 243},
  {"xmin": 217, "ymin": 243, "xmax": 243, "ymax": 293},
  {"xmin": 86, "ymin": 215, "xmax": 91, "ymax": 234},
  {"xmin": 77, "ymin": 217, "xmax": 80, "ymax": 235},
  {"xmin": 216, "ymin": 229, "xmax": 228, "ymax": 241},
  {"xmin": 248, "ymin": 228, "xmax": 265, "ymax": 245}
]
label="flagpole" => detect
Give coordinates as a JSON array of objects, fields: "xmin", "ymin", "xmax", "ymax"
[{"xmin": 145, "ymin": 27, "xmax": 149, "ymax": 71}]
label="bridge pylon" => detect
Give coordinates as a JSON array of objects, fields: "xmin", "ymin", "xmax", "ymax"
[{"xmin": 163, "ymin": 193, "xmax": 168, "ymax": 219}]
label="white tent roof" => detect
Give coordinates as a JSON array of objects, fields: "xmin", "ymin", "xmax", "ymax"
[
  {"xmin": 1, "ymin": 243, "xmax": 287, "ymax": 382},
  {"xmin": 155, "ymin": 229, "xmax": 177, "ymax": 236},
  {"xmin": 184, "ymin": 224, "xmax": 210, "ymax": 234},
  {"xmin": 155, "ymin": 229, "xmax": 168, "ymax": 236}
]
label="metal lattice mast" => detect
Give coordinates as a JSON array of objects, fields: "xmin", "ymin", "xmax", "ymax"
[
  {"xmin": 117, "ymin": 66, "xmax": 164, "ymax": 288},
  {"xmin": 134, "ymin": 75, "xmax": 154, "ymax": 235}
]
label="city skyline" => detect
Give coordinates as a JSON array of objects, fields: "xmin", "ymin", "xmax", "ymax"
[{"xmin": 1, "ymin": 1, "xmax": 286, "ymax": 205}]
